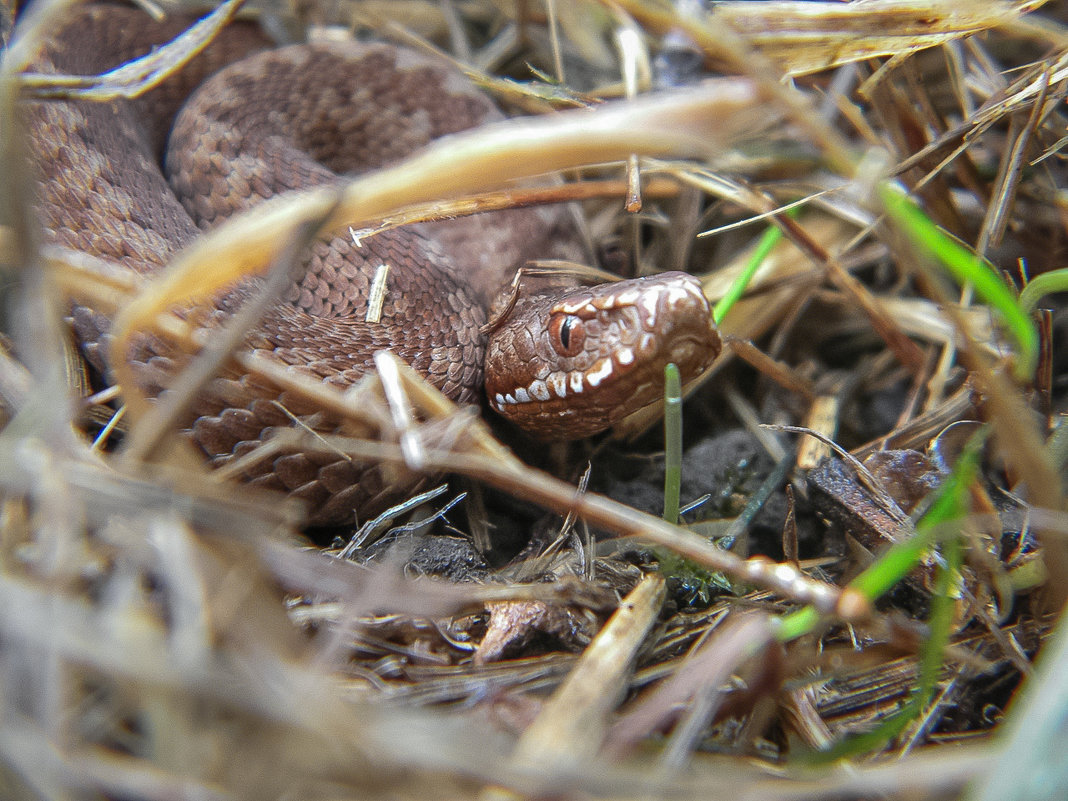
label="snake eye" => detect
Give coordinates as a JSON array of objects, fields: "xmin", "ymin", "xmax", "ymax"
[{"xmin": 549, "ymin": 314, "xmax": 585, "ymax": 357}]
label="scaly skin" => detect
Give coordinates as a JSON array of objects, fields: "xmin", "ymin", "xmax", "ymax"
[{"xmin": 24, "ymin": 4, "xmax": 720, "ymax": 522}]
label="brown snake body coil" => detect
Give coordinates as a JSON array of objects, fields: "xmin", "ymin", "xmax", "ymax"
[{"xmin": 24, "ymin": 4, "xmax": 721, "ymax": 524}]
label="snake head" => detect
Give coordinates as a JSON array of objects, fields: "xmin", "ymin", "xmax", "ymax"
[{"xmin": 485, "ymin": 272, "xmax": 721, "ymax": 439}]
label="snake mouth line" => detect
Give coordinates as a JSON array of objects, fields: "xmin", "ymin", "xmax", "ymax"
[
  {"xmin": 489, "ymin": 330, "xmax": 719, "ymax": 412},
  {"xmin": 490, "ymin": 350, "xmax": 632, "ymax": 410}
]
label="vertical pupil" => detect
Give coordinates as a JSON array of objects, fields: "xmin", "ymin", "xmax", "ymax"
[{"xmin": 559, "ymin": 317, "xmax": 572, "ymax": 350}]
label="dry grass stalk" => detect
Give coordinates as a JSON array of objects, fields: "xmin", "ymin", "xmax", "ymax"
[{"xmin": 1, "ymin": 0, "xmax": 1066, "ymax": 799}]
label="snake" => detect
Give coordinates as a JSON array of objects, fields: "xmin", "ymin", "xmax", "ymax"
[{"xmin": 21, "ymin": 3, "xmax": 722, "ymax": 524}]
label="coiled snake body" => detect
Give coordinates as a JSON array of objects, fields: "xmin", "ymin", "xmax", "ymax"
[{"xmin": 23, "ymin": 4, "xmax": 720, "ymax": 523}]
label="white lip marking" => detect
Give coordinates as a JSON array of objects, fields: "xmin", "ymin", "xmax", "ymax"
[
  {"xmin": 616, "ymin": 347, "xmax": 634, "ymax": 366},
  {"xmin": 505, "ymin": 393, "xmax": 517, "ymax": 405},
  {"xmin": 586, "ymin": 359, "xmax": 613, "ymax": 387},
  {"xmin": 569, "ymin": 372, "xmax": 584, "ymax": 394},
  {"xmin": 549, "ymin": 374, "xmax": 568, "ymax": 398},
  {"xmin": 514, "ymin": 387, "xmax": 531, "ymax": 403},
  {"xmin": 495, "ymin": 393, "xmax": 505, "ymax": 406},
  {"xmin": 616, "ymin": 288, "xmax": 640, "ymax": 305},
  {"xmin": 529, "ymin": 379, "xmax": 551, "ymax": 401}
]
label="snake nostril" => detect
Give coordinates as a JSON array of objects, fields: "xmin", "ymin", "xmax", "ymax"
[{"xmin": 549, "ymin": 313, "xmax": 585, "ymax": 358}]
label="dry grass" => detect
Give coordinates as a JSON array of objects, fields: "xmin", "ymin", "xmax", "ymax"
[{"xmin": 1, "ymin": 0, "xmax": 1067, "ymax": 799}]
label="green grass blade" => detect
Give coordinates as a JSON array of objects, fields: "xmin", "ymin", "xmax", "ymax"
[
  {"xmin": 879, "ymin": 183, "xmax": 1037, "ymax": 381},
  {"xmin": 663, "ymin": 362, "xmax": 682, "ymax": 524},
  {"xmin": 712, "ymin": 221, "xmax": 784, "ymax": 325},
  {"xmin": 1018, "ymin": 267, "xmax": 1068, "ymax": 316}
]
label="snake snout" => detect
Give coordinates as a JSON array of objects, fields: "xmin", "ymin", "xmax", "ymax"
[{"xmin": 485, "ymin": 271, "xmax": 721, "ymax": 440}]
